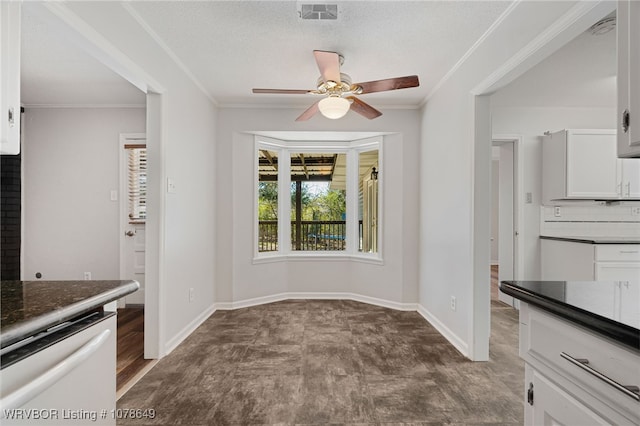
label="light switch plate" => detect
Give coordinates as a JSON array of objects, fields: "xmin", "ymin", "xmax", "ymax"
[{"xmin": 167, "ymin": 178, "xmax": 176, "ymax": 194}]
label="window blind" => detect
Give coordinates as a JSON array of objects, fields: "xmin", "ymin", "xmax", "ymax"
[{"xmin": 125, "ymin": 144, "xmax": 147, "ymax": 222}]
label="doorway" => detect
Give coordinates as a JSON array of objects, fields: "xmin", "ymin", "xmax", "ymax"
[
  {"xmin": 119, "ymin": 133, "xmax": 147, "ymax": 307},
  {"xmin": 491, "ymin": 136, "xmax": 523, "ymax": 308}
]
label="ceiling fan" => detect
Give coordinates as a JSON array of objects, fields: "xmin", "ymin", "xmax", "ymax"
[{"xmin": 252, "ymin": 50, "xmax": 420, "ymax": 121}]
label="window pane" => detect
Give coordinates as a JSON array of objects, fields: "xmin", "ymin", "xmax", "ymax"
[
  {"xmin": 126, "ymin": 145, "xmax": 147, "ymax": 223},
  {"xmin": 258, "ymin": 149, "xmax": 278, "ymax": 252},
  {"xmin": 290, "ymin": 152, "xmax": 346, "ymax": 251},
  {"xmin": 359, "ymin": 150, "xmax": 379, "ymax": 253}
]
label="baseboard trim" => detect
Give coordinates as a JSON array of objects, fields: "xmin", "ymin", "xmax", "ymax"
[
  {"xmin": 416, "ymin": 304, "xmax": 469, "ymax": 357},
  {"xmin": 214, "ymin": 292, "xmax": 417, "ymax": 312},
  {"xmin": 164, "ymin": 303, "xmax": 216, "ymax": 355},
  {"xmin": 174, "ymin": 297, "xmax": 466, "ymax": 359}
]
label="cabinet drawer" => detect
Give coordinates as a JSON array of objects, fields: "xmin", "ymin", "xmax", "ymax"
[
  {"xmin": 522, "ymin": 306, "xmax": 640, "ymax": 423},
  {"xmin": 595, "ymin": 245, "xmax": 640, "ymax": 262}
]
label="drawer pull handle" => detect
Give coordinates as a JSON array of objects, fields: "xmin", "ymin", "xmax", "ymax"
[
  {"xmin": 560, "ymin": 352, "xmax": 640, "ymax": 402},
  {"xmin": 619, "ymin": 250, "xmax": 639, "ymax": 254}
]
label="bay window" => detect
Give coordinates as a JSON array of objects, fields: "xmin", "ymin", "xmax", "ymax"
[{"xmin": 256, "ymin": 136, "xmax": 381, "ymax": 260}]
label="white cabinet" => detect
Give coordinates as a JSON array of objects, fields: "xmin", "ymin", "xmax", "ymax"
[
  {"xmin": 520, "ymin": 304, "xmax": 640, "ymax": 426},
  {"xmin": 525, "ymin": 365, "xmax": 611, "ymax": 426},
  {"xmin": 621, "ymin": 158, "xmax": 640, "ymax": 198},
  {"xmin": 617, "ymin": 0, "xmax": 640, "ymax": 158},
  {"xmin": 0, "ymin": 315, "xmax": 117, "ymax": 425},
  {"xmin": 0, "ymin": 0, "xmax": 21, "ymax": 155},
  {"xmin": 541, "ymin": 239, "xmax": 640, "ymax": 281},
  {"xmin": 542, "ymin": 129, "xmax": 640, "ymax": 202},
  {"xmin": 594, "ymin": 244, "xmax": 640, "ymax": 281}
]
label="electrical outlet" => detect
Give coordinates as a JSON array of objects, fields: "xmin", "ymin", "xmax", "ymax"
[
  {"xmin": 632, "ymin": 206, "xmax": 640, "ymax": 216},
  {"xmin": 189, "ymin": 287, "xmax": 195, "ymax": 302},
  {"xmin": 450, "ymin": 296, "xmax": 456, "ymax": 311},
  {"xmin": 554, "ymin": 206, "xmax": 561, "ymax": 217},
  {"xmin": 83, "ymin": 272, "xmax": 92, "ymax": 280}
]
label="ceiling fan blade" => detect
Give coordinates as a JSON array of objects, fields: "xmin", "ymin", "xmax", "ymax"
[
  {"xmin": 253, "ymin": 88, "xmax": 311, "ymax": 94},
  {"xmin": 348, "ymin": 96, "xmax": 382, "ymax": 119},
  {"xmin": 295, "ymin": 100, "xmax": 321, "ymax": 121},
  {"xmin": 355, "ymin": 75, "xmax": 419, "ymax": 94},
  {"xmin": 313, "ymin": 50, "xmax": 341, "ymax": 83}
]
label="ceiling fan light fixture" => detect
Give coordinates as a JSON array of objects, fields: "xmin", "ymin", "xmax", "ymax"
[{"xmin": 318, "ymin": 96, "xmax": 350, "ymax": 119}]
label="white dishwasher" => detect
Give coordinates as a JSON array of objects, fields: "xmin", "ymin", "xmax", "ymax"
[{"xmin": 0, "ymin": 313, "xmax": 116, "ymax": 426}]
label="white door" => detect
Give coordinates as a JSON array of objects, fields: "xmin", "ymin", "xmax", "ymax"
[{"xmin": 120, "ymin": 134, "xmax": 146, "ymax": 306}]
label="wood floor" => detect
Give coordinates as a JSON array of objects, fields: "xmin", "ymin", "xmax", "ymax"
[
  {"xmin": 117, "ymin": 299, "xmax": 523, "ymax": 425},
  {"xmin": 116, "ymin": 307, "xmax": 154, "ymax": 394},
  {"xmin": 491, "ymin": 264, "xmax": 500, "ymax": 300}
]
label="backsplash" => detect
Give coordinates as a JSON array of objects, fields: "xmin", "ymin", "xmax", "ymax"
[{"xmin": 540, "ymin": 204, "xmax": 640, "ymax": 237}]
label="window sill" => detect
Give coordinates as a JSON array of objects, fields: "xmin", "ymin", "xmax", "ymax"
[{"xmin": 253, "ymin": 253, "xmax": 384, "ymax": 266}]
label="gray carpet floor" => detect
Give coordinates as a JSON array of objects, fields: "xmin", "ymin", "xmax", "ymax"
[{"xmin": 117, "ymin": 299, "xmax": 523, "ymax": 425}]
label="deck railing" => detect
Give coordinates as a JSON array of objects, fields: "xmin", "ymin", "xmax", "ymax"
[{"xmin": 259, "ymin": 220, "xmax": 359, "ymax": 252}]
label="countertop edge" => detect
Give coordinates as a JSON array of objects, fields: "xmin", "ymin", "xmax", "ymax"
[
  {"xmin": 0, "ymin": 280, "xmax": 139, "ymax": 348},
  {"xmin": 500, "ymin": 281, "xmax": 640, "ymax": 352},
  {"xmin": 539, "ymin": 235, "xmax": 640, "ymax": 244}
]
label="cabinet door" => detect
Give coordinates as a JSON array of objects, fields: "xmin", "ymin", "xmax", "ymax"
[
  {"xmin": 617, "ymin": 0, "xmax": 640, "ymax": 157},
  {"xmin": 629, "ymin": 1, "xmax": 640, "ymax": 150},
  {"xmin": 566, "ymin": 131, "xmax": 619, "ymax": 199},
  {"xmin": 594, "ymin": 262, "xmax": 640, "ymax": 281},
  {"xmin": 529, "ymin": 368, "xmax": 611, "ymax": 426},
  {"xmin": 621, "ymin": 159, "xmax": 640, "ymax": 198},
  {"xmin": 0, "ymin": 0, "xmax": 21, "ymax": 155}
]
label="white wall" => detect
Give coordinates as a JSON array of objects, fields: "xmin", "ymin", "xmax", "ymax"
[
  {"xmin": 39, "ymin": 2, "xmax": 219, "ymax": 356},
  {"xmin": 491, "ymin": 106, "xmax": 616, "ymax": 279},
  {"xmin": 23, "ymin": 107, "xmax": 145, "ymax": 281},
  {"xmin": 216, "ymin": 107, "xmax": 420, "ymax": 307},
  {"xmin": 417, "ymin": 0, "xmax": 601, "ymax": 359}
]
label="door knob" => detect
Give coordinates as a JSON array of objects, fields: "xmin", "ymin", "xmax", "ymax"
[{"xmin": 125, "ymin": 230, "xmax": 135, "ymax": 237}]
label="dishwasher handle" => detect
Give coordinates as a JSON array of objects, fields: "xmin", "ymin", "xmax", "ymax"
[{"xmin": 0, "ymin": 329, "xmax": 111, "ymax": 417}]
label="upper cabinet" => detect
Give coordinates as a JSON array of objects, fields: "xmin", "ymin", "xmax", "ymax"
[
  {"xmin": 617, "ymin": 0, "xmax": 640, "ymax": 158},
  {"xmin": 0, "ymin": 0, "xmax": 21, "ymax": 155},
  {"xmin": 542, "ymin": 129, "xmax": 640, "ymax": 203}
]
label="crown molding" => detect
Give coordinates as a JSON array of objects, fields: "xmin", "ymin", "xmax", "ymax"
[
  {"xmin": 22, "ymin": 103, "xmax": 146, "ymax": 109},
  {"xmin": 421, "ymin": 0, "xmax": 522, "ymax": 106}
]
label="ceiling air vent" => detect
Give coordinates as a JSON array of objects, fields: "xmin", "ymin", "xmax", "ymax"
[{"xmin": 299, "ymin": 4, "xmax": 338, "ymax": 20}]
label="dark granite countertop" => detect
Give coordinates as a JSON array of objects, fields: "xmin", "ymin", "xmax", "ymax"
[
  {"xmin": 540, "ymin": 235, "xmax": 640, "ymax": 244},
  {"xmin": 0, "ymin": 280, "xmax": 139, "ymax": 349},
  {"xmin": 500, "ymin": 280, "xmax": 639, "ymax": 352}
]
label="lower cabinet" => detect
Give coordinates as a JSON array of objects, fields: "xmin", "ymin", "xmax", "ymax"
[
  {"xmin": 520, "ymin": 304, "xmax": 640, "ymax": 426},
  {"xmin": 541, "ymin": 239, "xmax": 640, "ymax": 281},
  {"xmin": 526, "ymin": 365, "xmax": 611, "ymax": 425}
]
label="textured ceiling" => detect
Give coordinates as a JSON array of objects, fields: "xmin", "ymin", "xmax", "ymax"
[
  {"xmin": 19, "ymin": 1, "xmax": 615, "ymax": 110},
  {"xmin": 21, "ymin": 1, "xmax": 511, "ymax": 107},
  {"xmin": 127, "ymin": 1, "xmax": 512, "ymax": 107}
]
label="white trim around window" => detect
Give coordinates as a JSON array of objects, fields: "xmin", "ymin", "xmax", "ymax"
[{"xmin": 254, "ymin": 135, "xmax": 383, "ymax": 265}]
